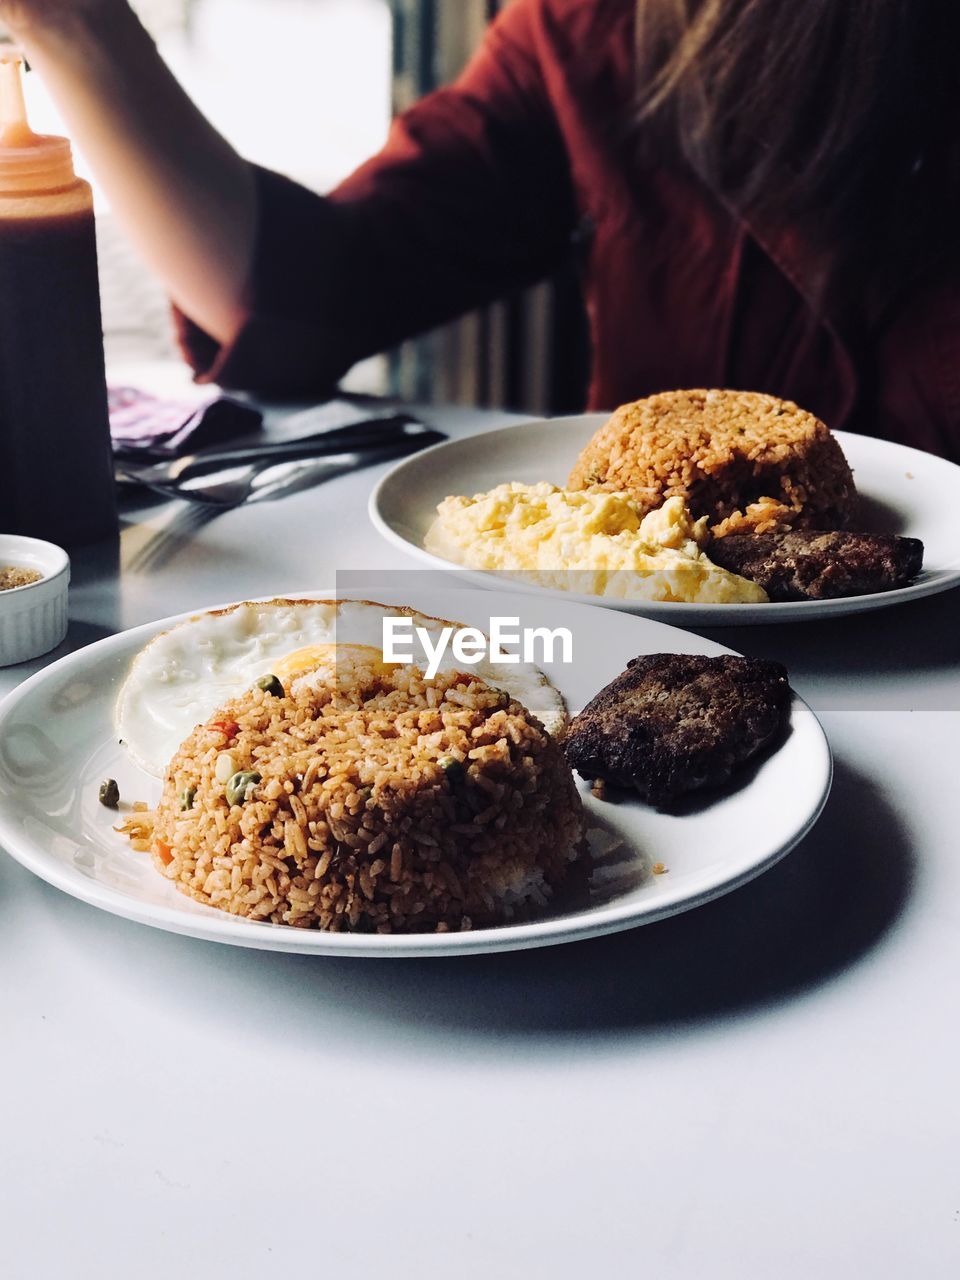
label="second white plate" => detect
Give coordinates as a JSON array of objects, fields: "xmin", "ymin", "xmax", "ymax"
[{"xmin": 370, "ymin": 415, "xmax": 960, "ymax": 624}]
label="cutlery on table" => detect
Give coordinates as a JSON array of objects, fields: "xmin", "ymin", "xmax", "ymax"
[
  {"xmin": 169, "ymin": 446, "xmax": 430, "ymax": 509},
  {"xmin": 116, "ymin": 416, "xmax": 445, "ymax": 506}
]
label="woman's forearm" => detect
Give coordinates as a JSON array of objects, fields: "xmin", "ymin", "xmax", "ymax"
[{"xmin": 9, "ymin": 2, "xmax": 256, "ymax": 345}]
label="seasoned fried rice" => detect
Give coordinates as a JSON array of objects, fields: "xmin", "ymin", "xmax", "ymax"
[
  {"xmin": 123, "ymin": 660, "xmax": 584, "ymax": 934},
  {"xmin": 568, "ymin": 388, "xmax": 857, "ymax": 534}
]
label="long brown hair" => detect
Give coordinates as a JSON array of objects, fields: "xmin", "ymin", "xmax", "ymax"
[{"xmin": 633, "ymin": 0, "xmax": 960, "ymax": 306}]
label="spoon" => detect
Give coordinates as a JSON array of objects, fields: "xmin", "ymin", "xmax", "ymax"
[{"xmin": 155, "ymin": 437, "xmax": 445, "ymax": 508}]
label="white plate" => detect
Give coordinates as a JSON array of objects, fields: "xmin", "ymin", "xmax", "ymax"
[
  {"xmin": 0, "ymin": 587, "xmax": 831, "ymax": 957},
  {"xmin": 370, "ymin": 416, "xmax": 960, "ymax": 624}
]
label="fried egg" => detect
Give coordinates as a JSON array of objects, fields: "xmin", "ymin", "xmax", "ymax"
[{"xmin": 115, "ymin": 598, "xmax": 567, "ymax": 777}]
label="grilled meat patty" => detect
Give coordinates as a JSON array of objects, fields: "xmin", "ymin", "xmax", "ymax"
[
  {"xmin": 563, "ymin": 654, "xmax": 790, "ymax": 807},
  {"xmin": 708, "ymin": 531, "xmax": 924, "ymax": 601}
]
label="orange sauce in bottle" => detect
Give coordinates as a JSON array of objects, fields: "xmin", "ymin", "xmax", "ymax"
[{"xmin": 0, "ymin": 53, "xmax": 117, "ymax": 544}]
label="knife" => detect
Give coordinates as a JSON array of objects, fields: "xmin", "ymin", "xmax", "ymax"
[{"xmin": 116, "ymin": 415, "xmax": 443, "ymax": 487}]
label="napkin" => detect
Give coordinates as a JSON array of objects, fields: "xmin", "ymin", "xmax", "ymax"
[
  {"xmin": 109, "ymin": 386, "xmax": 263, "ymax": 458},
  {"xmin": 109, "ymin": 389, "xmax": 419, "ymax": 463}
]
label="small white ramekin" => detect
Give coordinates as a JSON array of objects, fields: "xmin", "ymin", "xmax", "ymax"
[{"xmin": 0, "ymin": 534, "xmax": 70, "ymax": 667}]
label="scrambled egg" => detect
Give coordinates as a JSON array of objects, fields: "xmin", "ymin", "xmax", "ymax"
[{"xmin": 424, "ymin": 483, "xmax": 768, "ymax": 604}]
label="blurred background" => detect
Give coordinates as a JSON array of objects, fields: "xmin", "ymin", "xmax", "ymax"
[{"xmin": 4, "ymin": 0, "xmax": 588, "ymax": 412}]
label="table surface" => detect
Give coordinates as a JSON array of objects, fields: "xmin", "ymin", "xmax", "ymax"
[{"xmin": 3, "ymin": 393, "xmax": 960, "ymax": 1279}]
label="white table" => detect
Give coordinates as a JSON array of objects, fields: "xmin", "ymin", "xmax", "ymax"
[{"xmin": 3, "ymin": 401, "xmax": 959, "ymax": 1279}]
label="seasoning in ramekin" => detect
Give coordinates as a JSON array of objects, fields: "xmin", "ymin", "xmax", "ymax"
[{"xmin": 0, "ymin": 565, "xmax": 42, "ymax": 591}]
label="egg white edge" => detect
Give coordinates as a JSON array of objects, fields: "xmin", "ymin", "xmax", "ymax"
[{"xmin": 113, "ymin": 596, "xmax": 568, "ymax": 780}]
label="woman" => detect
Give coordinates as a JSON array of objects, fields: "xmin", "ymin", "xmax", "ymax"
[{"xmin": 3, "ymin": 0, "xmax": 959, "ymax": 457}]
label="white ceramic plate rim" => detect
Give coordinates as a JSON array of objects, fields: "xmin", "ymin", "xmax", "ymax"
[
  {"xmin": 369, "ymin": 417, "xmax": 960, "ymax": 624},
  {"xmin": 0, "ymin": 592, "xmax": 832, "ymax": 957}
]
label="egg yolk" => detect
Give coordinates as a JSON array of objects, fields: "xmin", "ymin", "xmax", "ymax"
[{"xmin": 271, "ymin": 643, "xmax": 397, "ymax": 685}]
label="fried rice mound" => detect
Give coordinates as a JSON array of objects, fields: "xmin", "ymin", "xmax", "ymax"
[
  {"xmin": 136, "ymin": 664, "xmax": 584, "ymax": 934},
  {"xmin": 568, "ymin": 388, "xmax": 857, "ymax": 535}
]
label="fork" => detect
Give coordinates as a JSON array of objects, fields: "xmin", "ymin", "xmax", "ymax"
[
  {"xmin": 115, "ymin": 414, "xmax": 441, "ymax": 492},
  {"xmin": 139, "ymin": 437, "xmax": 444, "ymax": 508}
]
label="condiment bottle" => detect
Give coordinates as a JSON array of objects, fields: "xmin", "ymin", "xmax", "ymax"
[{"xmin": 0, "ymin": 52, "xmax": 117, "ymax": 545}]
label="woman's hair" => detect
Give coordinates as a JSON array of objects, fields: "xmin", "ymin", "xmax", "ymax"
[{"xmin": 633, "ymin": 0, "xmax": 960, "ymax": 306}]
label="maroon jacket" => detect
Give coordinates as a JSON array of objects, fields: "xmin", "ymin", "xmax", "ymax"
[{"xmin": 177, "ymin": 0, "xmax": 960, "ymax": 460}]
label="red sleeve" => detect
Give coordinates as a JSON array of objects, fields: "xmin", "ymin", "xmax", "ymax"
[{"xmin": 176, "ymin": 0, "xmax": 577, "ymax": 395}]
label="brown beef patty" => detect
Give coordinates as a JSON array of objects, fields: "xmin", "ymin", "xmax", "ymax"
[
  {"xmin": 708, "ymin": 530, "xmax": 924, "ymax": 601},
  {"xmin": 563, "ymin": 654, "xmax": 790, "ymax": 807}
]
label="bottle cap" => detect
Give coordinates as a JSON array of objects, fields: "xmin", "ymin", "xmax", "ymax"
[{"xmin": 0, "ymin": 51, "xmax": 76, "ymax": 192}]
